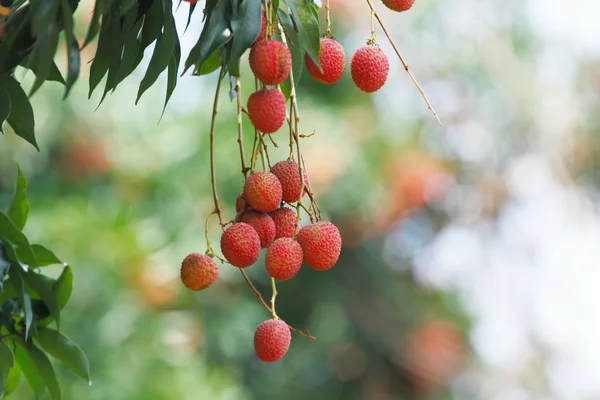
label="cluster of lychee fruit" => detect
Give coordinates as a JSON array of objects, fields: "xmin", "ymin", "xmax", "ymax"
[{"xmin": 181, "ymin": 159, "xmax": 342, "ymax": 361}]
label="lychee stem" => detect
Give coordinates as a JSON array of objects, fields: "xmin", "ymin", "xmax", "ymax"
[
  {"xmin": 323, "ymin": 0, "xmax": 332, "ymax": 38},
  {"xmin": 270, "ymin": 277, "xmax": 279, "ymax": 319},
  {"xmin": 235, "ymin": 77, "xmax": 248, "ymax": 178},
  {"xmin": 364, "ymin": 0, "xmax": 442, "ymax": 126},
  {"xmin": 368, "ymin": 9, "xmax": 376, "ymax": 45},
  {"xmin": 209, "ymin": 66, "xmax": 226, "ymax": 227}
]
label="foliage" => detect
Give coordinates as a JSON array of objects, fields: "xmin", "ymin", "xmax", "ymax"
[
  {"xmin": 0, "ymin": 165, "xmax": 89, "ymax": 399},
  {"xmin": 0, "ymin": 0, "xmax": 322, "ymax": 149}
]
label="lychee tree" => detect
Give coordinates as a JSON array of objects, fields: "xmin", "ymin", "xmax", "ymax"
[{"xmin": 0, "ymin": 0, "xmax": 440, "ymax": 396}]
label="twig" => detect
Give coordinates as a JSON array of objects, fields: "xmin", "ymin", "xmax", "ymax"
[
  {"xmin": 209, "ymin": 66, "xmax": 226, "ymax": 226},
  {"xmin": 235, "ymin": 77, "xmax": 248, "ymax": 178},
  {"xmin": 364, "ymin": 0, "xmax": 441, "ymax": 125}
]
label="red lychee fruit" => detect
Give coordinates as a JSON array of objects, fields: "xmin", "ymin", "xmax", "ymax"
[
  {"xmin": 236, "ymin": 193, "xmax": 247, "ymax": 213},
  {"xmin": 254, "ymin": 11, "xmax": 267, "ymax": 44},
  {"xmin": 249, "ymin": 40, "xmax": 292, "ymax": 85},
  {"xmin": 243, "ymin": 171, "xmax": 283, "ymax": 213},
  {"xmin": 247, "ymin": 88, "xmax": 287, "ymax": 134},
  {"xmin": 297, "ymin": 221, "xmax": 342, "ymax": 270},
  {"xmin": 305, "ymin": 38, "xmax": 346, "ymax": 84},
  {"xmin": 270, "ymin": 160, "xmax": 310, "ymax": 203},
  {"xmin": 254, "ymin": 319, "xmax": 291, "ymax": 362},
  {"xmin": 269, "ymin": 207, "xmax": 297, "ymax": 239},
  {"xmin": 265, "ymin": 238, "xmax": 303, "ymax": 280},
  {"xmin": 239, "ymin": 210, "xmax": 276, "ymax": 248},
  {"xmin": 350, "ymin": 46, "xmax": 390, "ymax": 93},
  {"xmin": 382, "ymin": 0, "xmax": 415, "ymax": 12},
  {"xmin": 180, "ymin": 253, "xmax": 218, "ymax": 290},
  {"xmin": 220, "ymin": 222, "xmax": 261, "ymax": 268}
]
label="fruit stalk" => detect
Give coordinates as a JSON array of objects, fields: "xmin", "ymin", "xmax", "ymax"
[
  {"xmin": 210, "ymin": 66, "xmax": 226, "ymax": 227},
  {"xmin": 235, "ymin": 77, "xmax": 248, "ymax": 177},
  {"xmin": 364, "ymin": 0, "xmax": 441, "ymax": 125}
]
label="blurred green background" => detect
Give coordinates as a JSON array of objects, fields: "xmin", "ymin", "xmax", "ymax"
[{"xmin": 2, "ymin": 0, "xmax": 600, "ymax": 398}]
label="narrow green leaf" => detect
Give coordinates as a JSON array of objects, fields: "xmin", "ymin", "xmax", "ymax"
[
  {"xmin": 4, "ymin": 363, "xmax": 21, "ymax": 397},
  {"xmin": 7, "ymin": 273, "xmax": 32, "ymax": 339},
  {"xmin": 82, "ymin": 0, "xmax": 103, "ymax": 48},
  {"xmin": 0, "ymin": 341, "xmax": 14, "ymax": 369},
  {"xmin": 0, "ymin": 366, "xmax": 8, "ymax": 396},
  {"xmin": 225, "ymin": 0, "xmax": 262, "ymax": 72},
  {"xmin": 0, "ymin": 87, "xmax": 10, "ymax": 133},
  {"xmin": 130, "ymin": 0, "xmax": 164, "ymax": 73},
  {"xmin": 285, "ymin": 0, "xmax": 320, "ymax": 69},
  {"xmin": 89, "ymin": 12, "xmax": 116, "ymax": 98},
  {"xmin": 136, "ymin": 0, "xmax": 175, "ymax": 104},
  {"xmin": 184, "ymin": 2, "xmax": 197, "ymax": 33},
  {"xmin": 184, "ymin": 0, "xmax": 232, "ymax": 75},
  {"xmin": 22, "ymin": 58, "xmax": 65, "ymax": 86},
  {"xmin": 0, "ymin": 75, "xmax": 38, "ymax": 150},
  {"xmin": 28, "ymin": 24, "xmax": 61, "ymax": 97},
  {"xmin": 113, "ymin": 19, "xmax": 144, "ymax": 89},
  {"xmin": 161, "ymin": 17, "xmax": 180, "ymax": 120},
  {"xmin": 16, "ymin": 245, "xmax": 62, "ymax": 267},
  {"xmin": 53, "ymin": 266, "xmax": 72, "ymax": 311},
  {"xmin": 14, "ymin": 268, "xmax": 60, "ymax": 329},
  {"xmin": 0, "ymin": 212, "xmax": 35, "ymax": 265},
  {"xmin": 25, "ymin": 344, "xmax": 61, "ymax": 400},
  {"xmin": 96, "ymin": 11, "xmax": 126, "ymax": 106},
  {"xmin": 36, "ymin": 328, "xmax": 90, "ymax": 383},
  {"xmin": 60, "ymin": 0, "xmax": 80, "ymax": 99},
  {"xmin": 7, "ymin": 165, "xmax": 29, "ymax": 232},
  {"xmin": 14, "ymin": 344, "xmax": 45, "ymax": 398}
]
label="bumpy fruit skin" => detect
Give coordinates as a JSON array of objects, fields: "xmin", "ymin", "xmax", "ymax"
[
  {"xmin": 265, "ymin": 238, "xmax": 303, "ymax": 280},
  {"xmin": 254, "ymin": 319, "xmax": 291, "ymax": 362},
  {"xmin": 270, "ymin": 160, "xmax": 309, "ymax": 203},
  {"xmin": 180, "ymin": 253, "xmax": 218, "ymax": 290},
  {"xmin": 220, "ymin": 223, "xmax": 261, "ymax": 268},
  {"xmin": 305, "ymin": 38, "xmax": 346, "ymax": 84},
  {"xmin": 382, "ymin": 0, "xmax": 415, "ymax": 12},
  {"xmin": 350, "ymin": 46, "xmax": 390, "ymax": 93},
  {"xmin": 249, "ymin": 40, "xmax": 292, "ymax": 85},
  {"xmin": 240, "ymin": 210, "xmax": 276, "ymax": 248},
  {"xmin": 236, "ymin": 193, "xmax": 247, "ymax": 213},
  {"xmin": 269, "ymin": 207, "xmax": 297, "ymax": 239},
  {"xmin": 243, "ymin": 172, "xmax": 283, "ymax": 213},
  {"xmin": 247, "ymin": 88, "xmax": 287, "ymax": 134},
  {"xmin": 297, "ymin": 221, "xmax": 342, "ymax": 270}
]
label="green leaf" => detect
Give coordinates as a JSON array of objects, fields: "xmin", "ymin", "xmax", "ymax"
[
  {"xmin": 136, "ymin": 0, "xmax": 175, "ymax": 104},
  {"xmin": 25, "ymin": 344, "xmax": 61, "ymax": 400},
  {"xmin": 184, "ymin": 2, "xmax": 197, "ymax": 33},
  {"xmin": 53, "ymin": 266, "xmax": 72, "ymax": 311},
  {"xmin": 14, "ymin": 268, "xmax": 60, "ymax": 329},
  {"xmin": 184, "ymin": 0, "xmax": 232, "ymax": 75},
  {"xmin": 0, "ymin": 75, "xmax": 38, "ymax": 150},
  {"xmin": 16, "ymin": 245, "xmax": 62, "ymax": 268},
  {"xmin": 7, "ymin": 273, "xmax": 32, "ymax": 340},
  {"xmin": 196, "ymin": 50, "xmax": 222, "ymax": 76},
  {"xmin": 4, "ymin": 363, "xmax": 21, "ymax": 397},
  {"xmin": 0, "ymin": 341, "xmax": 14, "ymax": 369},
  {"xmin": 130, "ymin": 0, "xmax": 164, "ymax": 74},
  {"xmin": 0, "ymin": 87, "xmax": 10, "ymax": 133},
  {"xmin": 22, "ymin": 58, "xmax": 65, "ymax": 86},
  {"xmin": 0, "ymin": 367, "xmax": 8, "ymax": 396},
  {"xmin": 226, "ymin": 0, "xmax": 262, "ymax": 72},
  {"xmin": 96, "ymin": 11, "xmax": 127, "ymax": 106},
  {"xmin": 7, "ymin": 165, "xmax": 29, "ymax": 232},
  {"xmin": 285, "ymin": 0, "xmax": 320, "ymax": 69},
  {"xmin": 113, "ymin": 19, "xmax": 144, "ymax": 89},
  {"xmin": 61, "ymin": 0, "xmax": 80, "ymax": 98},
  {"xmin": 0, "ymin": 276, "xmax": 16, "ymax": 306},
  {"xmin": 35, "ymin": 328, "xmax": 90, "ymax": 383},
  {"xmin": 89, "ymin": 12, "xmax": 117, "ymax": 98},
  {"xmin": 28, "ymin": 24, "xmax": 61, "ymax": 97},
  {"xmin": 82, "ymin": 0, "xmax": 103, "ymax": 48},
  {"xmin": 161, "ymin": 15, "xmax": 181, "ymax": 120},
  {"xmin": 0, "ymin": 212, "xmax": 35, "ymax": 266},
  {"xmin": 14, "ymin": 344, "xmax": 45, "ymax": 398}
]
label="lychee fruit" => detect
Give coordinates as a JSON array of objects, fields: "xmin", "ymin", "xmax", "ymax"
[
  {"xmin": 243, "ymin": 171, "xmax": 283, "ymax": 213},
  {"xmin": 247, "ymin": 88, "xmax": 287, "ymax": 134},
  {"xmin": 236, "ymin": 193, "xmax": 247, "ymax": 213},
  {"xmin": 239, "ymin": 210, "xmax": 276, "ymax": 248},
  {"xmin": 270, "ymin": 160, "xmax": 310, "ymax": 203},
  {"xmin": 269, "ymin": 207, "xmax": 297, "ymax": 239},
  {"xmin": 382, "ymin": 0, "xmax": 415, "ymax": 12},
  {"xmin": 180, "ymin": 253, "xmax": 218, "ymax": 291},
  {"xmin": 305, "ymin": 38, "xmax": 346, "ymax": 84},
  {"xmin": 254, "ymin": 319, "xmax": 291, "ymax": 362},
  {"xmin": 350, "ymin": 46, "xmax": 390, "ymax": 93},
  {"xmin": 254, "ymin": 11, "xmax": 267, "ymax": 44},
  {"xmin": 265, "ymin": 238, "xmax": 303, "ymax": 280},
  {"xmin": 297, "ymin": 221, "xmax": 342, "ymax": 270},
  {"xmin": 220, "ymin": 222, "xmax": 261, "ymax": 268},
  {"xmin": 249, "ymin": 40, "xmax": 292, "ymax": 85}
]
